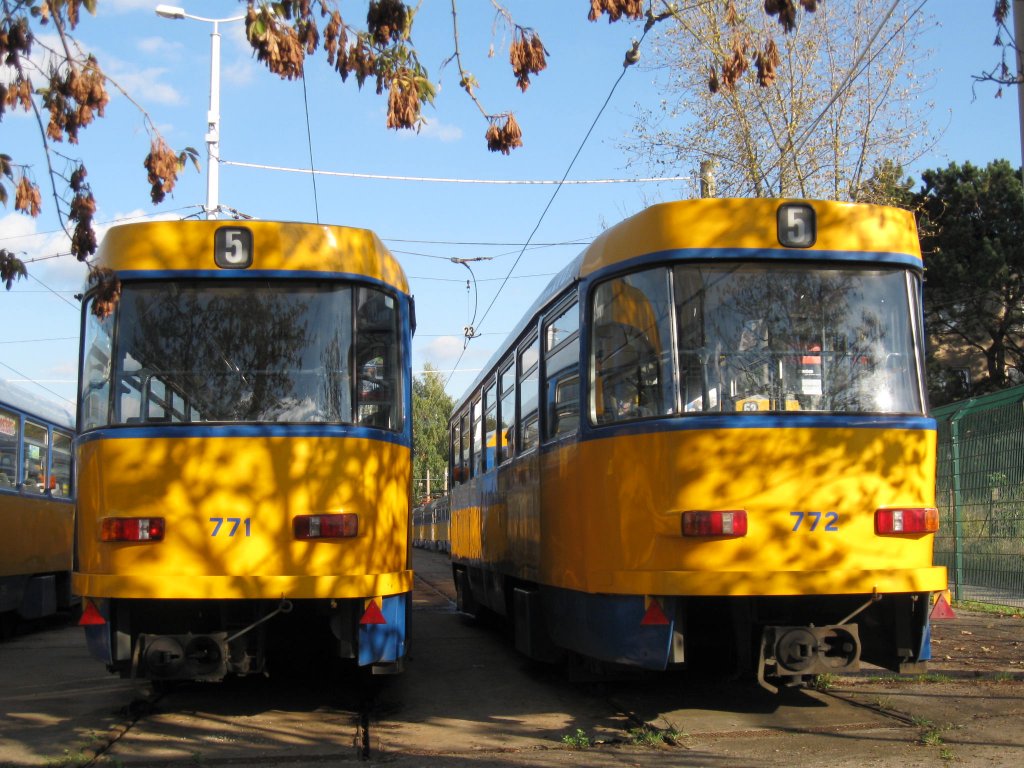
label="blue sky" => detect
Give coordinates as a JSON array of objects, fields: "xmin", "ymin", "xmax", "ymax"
[{"xmin": 1, "ymin": 0, "xmax": 1021, "ymax": 412}]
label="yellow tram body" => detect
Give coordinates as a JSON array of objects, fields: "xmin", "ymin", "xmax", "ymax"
[
  {"xmin": 74, "ymin": 220, "xmax": 413, "ymax": 680},
  {"xmin": 75, "ymin": 435, "xmax": 411, "ymax": 599},
  {"xmin": 0, "ymin": 381, "xmax": 76, "ymax": 629},
  {"xmin": 448, "ymin": 199, "xmax": 946, "ymax": 689}
]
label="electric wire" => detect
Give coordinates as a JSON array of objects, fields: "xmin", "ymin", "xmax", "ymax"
[
  {"xmin": 301, "ymin": 73, "xmax": 321, "ymax": 224},
  {"xmin": 0, "ymin": 206, "xmax": 201, "ymax": 243},
  {"xmin": 443, "ymin": 29, "xmax": 651, "ymax": 389},
  {"xmin": 0, "ymin": 360, "xmax": 74, "ymax": 406},
  {"xmin": 221, "ymin": 159, "xmax": 689, "ymax": 186},
  {"xmin": 28, "ymin": 272, "xmax": 80, "ymax": 311},
  {"xmin": 408, "ymin": 272, "xmax": 556, "ymax": 283},
  {"xmin": 0, "ymin": 336, "xmax": 78, "ymax": 344},
  {"xmin": 748, "ymin": 0, "xmax": 925, "ymax": 196}
]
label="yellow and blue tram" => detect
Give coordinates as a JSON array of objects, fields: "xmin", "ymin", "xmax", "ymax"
[
  {"xmin": 74, "ymin": 220, "xmax": 414, "ymax": 681},
  {"xmin": 412, "ymin": 495, "xmax": 451, "ymax": 554},
  {"xmin": 0, "ymin": 379, "xmax": 76, "ymax": 633},
  {"xmin": 448, "ymin": 198, "xmax": 947, "ymax": 690}
]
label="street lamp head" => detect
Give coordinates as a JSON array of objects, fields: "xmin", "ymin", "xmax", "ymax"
[{"xmin": 155, "ymin": 5, "xmax": 186, "ymax": 19}]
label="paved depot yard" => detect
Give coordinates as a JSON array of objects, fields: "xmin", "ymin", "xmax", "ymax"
[{"xmin": 0, "ymin": 549, "xmax": 1021, "ymax": 767}]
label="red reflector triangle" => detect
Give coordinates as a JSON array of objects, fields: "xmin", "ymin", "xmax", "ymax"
[
  {"xmin": 360, "ymin": 599, "xmax": 387, "ymax": 625},
  {"xmin": 78, "ymin": 601, "xmax": 106, "ymax": 626},
  {"xmin": 641, "ymin": 599, "xmax": 670, "ymax": 626},
  {"xmin": 930, "ymin": 593, "xmax": 956, "ymax": 620}
]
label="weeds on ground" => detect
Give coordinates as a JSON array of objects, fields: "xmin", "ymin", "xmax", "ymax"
[
  {"xmin": 628, "ymin": 725, "xmax": 685, "ymax": 747},
  {"xmin": 916, "ymin": 673, "xmax": 953, "ymax": 684},
  {"xmin": 866, "ymin": 673, "xmax": 952, "ymax": 684},
  {"xmin": 44, "ymin": 750, "xmax": 91, "ymax": 768},
  {"xmin": 812, "ymin": 673, "xmax": 837, "ymax": 691},
  {"xmin": 920, "ymin": 728, "xmax": 944, "ymax": 746},
  {"xmin": 954, "ymin": 601, "xmax": 1022, "ymax": 618},
  {"xmin": 561, "ymin": 728, "xmax": 590, "ymax": 749}
]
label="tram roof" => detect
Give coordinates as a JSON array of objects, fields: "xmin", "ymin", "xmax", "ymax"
[
  {"xmin": 92, "ymin": 219, "xmax": 409, "ymax": 294},
  {"xmin": 456, "ymin": 198, "xmax": 922, "ymax": 405},
  {"xmin": 0, "ymin": 379, "xmax": 75, "ymax": 430}
]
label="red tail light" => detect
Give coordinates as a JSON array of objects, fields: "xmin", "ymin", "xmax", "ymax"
[
  {"xmin": 293, "ymin": 513, "xmax": 359, "ymax": 539},
  {"xmin": 875, "ymin": 507, "xmax": 939, "ymax": 535},
  {"xmin": 101, "ymin": 517, "xmax": 165, "ymax": 542},
  {"xmin": 682, "ymin": 510, "xmax": 747, "ymax": 537}
]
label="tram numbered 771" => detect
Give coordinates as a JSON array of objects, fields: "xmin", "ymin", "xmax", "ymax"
[{"xmin": 74, "ymin": 220, "xmax": 414, "ymax": 682}]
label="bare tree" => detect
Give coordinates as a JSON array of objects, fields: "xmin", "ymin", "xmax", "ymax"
[
  {"xmin": 975, "ymin": 0, "xmax": 1022, "ymax": 96},
  {"xmin": 626, "ymin": 0, "xmax": 934, "ymax": 202},
  {"xmin": 1, "ymin": 0, "xmax": 821, "ymax": 299}
]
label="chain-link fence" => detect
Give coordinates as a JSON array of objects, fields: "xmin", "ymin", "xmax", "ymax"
[{"xmin": 934, "ymin": 386, "xmax": 1024, "ymax": 609}]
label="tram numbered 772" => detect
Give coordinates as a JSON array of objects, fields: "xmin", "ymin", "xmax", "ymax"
[{"xmin": 448, "ymin": 198, "xmax": 947, "ymax": 691}]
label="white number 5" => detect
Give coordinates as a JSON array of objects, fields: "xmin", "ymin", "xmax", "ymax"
[{"xmin": 214, "ymin": 227, "xmax": 253, "ymax": 269}]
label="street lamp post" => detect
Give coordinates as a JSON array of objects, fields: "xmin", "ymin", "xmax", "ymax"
[{"xmin": 155, "ymin": 5, "xmax": 245, "ymax": 220}]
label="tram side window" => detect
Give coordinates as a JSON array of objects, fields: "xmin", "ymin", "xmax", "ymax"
[
  {"xmin": 591, "ymin": 269, "xmax": 676, "ymax": 424},
  {"xmin": 471, "ymin": 397, "xmax": 483, "ymax": 476},
  {"xmin": 22, "ymin": 420, "xmax": 48, "ymax": 495},
  {"xmin": 543, "ymin": 299, "xmax": 580, "ymax": 441},
  {"xmin": 450, "ymin": 419, "xmax": 463, "ymax": 485},
  {"xmin": 518, "ymin": 335, "xmax": 540, "ymax": 452},
  {"xmin": 0, "ymin": 407, "xmax": 18, "ymax": 489},
  {"xmin": 483, "ymin": 378, "xmax": 498, "ymax": 470},
  {"xmin": 51, "ymin": 429, "xmax": 73, "ymax": 498},
  {"xmin": 459, "ymin": 411, "xmax": 471, "ymax": 481},
  {"xmin": 80, "ymin": 308, "xmax": 113, "ymax": 430},
  {"xmin": 355, "ymin": 287, "xmax": 402, "ymax": 430},
  {"xmin": 498, "ymin": 359, "xmax": 515, "ymax": 462}
]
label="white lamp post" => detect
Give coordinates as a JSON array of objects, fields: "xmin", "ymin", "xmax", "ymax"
[{"xmin": 155, "ymin": 5, "xmax": 245, "ymax": 220}]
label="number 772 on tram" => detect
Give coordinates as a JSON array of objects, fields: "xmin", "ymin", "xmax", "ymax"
[{"xmin": 448, "ymin": 198, "xmax": 947, "ymax": 691}]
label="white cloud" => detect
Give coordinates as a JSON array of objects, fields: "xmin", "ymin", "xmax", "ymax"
[
  {"xmin": 417, "ymin": 118, "xmax": 464, "ymax": 143},
  {"xmin": 0, "ymin": 212, "xmax": 89, "ymax": 289},
  {"xmin": 418, "ymin": 336, "xmax": 464, "ymax": 369},
  {"xmin": 102, "ymin": 0, "xmax": 167, "ymax": 11},
  {"xmin": 222, "ymin": 59, "xmax": 256, "ymax": 88},
  {"xmin": 136, "ymin": 36, "xmax": 185, "ymax": 58},
  {"xmin": 111, "ymin": 66, "xmax": 184, "ymax": 106},
  {"xmin": 0, "ymin": 207, "xmax": 187, "ymax": 292},
  {"xmin": 0, "ymin": 212, "xmax": 38, "ymax": 240}
]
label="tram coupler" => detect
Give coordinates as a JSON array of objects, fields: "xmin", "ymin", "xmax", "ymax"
[
  {"xmin": 136, "ymin": 632, "xmax": 229, "ymax": 681},
  {"xmin": 756, "ymin": 623, "xmax": 861, "ymax": 693}
]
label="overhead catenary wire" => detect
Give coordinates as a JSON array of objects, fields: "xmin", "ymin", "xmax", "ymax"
[
  {"xmin": 0, "ymin": 360, "xmax": 74, "ymax": 406},
  {"xmin": 747, "ymin": 0, "xmax": 926, "ymax": 196},
  {"xmin": 221, "ymin": 158, "xmax": 688, "ymax": 186},
  {"xmin": 0, "ymin": 206, "xmax": 202, "ymax": 243},
  {"xmin": 28, "ymin": 272, "xmax": 80, "ymax": 311},
  {"xmin": 443, "ymin": 29, "xmax": 652, "ymax": 389},
  {"xmin": 301, "ymin": 73, "xmax": 321, "ymax": 224}
]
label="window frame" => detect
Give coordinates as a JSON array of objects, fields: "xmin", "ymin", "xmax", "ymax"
[
  {"xmin": 541, "ymin": 293, "xmax": 581, "ymax": 444},
  {"xmin": 516, "ymin": 332, "xmax": 541, "ymax": 454},
  {"xmin": 497, "ymin": 357, "xmax": 515, "ymax": 464},
  {"xmin": 483, "ymin": 376, "xmax": 498, "ymax": 472}
]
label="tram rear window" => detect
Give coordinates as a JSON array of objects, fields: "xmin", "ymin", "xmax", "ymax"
[
  {"xmin": 673, "ymin": 264, "xmax": 923, "ymax": 415},
  {"xmin": 80, "ymin": 281, "xmax": 404, "ymax": 429},
  {"xmin": 589, "ymin": 263, "xmax": 925, "ymax": 422}
]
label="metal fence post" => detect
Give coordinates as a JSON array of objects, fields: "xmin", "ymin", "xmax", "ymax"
[{"xmin": 949, "ymin": 411, "xmax": 965, "ymax": 602}]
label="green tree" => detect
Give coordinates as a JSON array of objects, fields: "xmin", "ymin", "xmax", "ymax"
[
  {"xmin": 412, "ymin": 363, "xmax": 453, "ymax": 505},
  {"xmin": 917, "ymin": 160, "xmax": 1024, "ymax": 405},
  {"xmin": 855, "ymin": 159, "xmax": 917, "ymax": 209}
]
